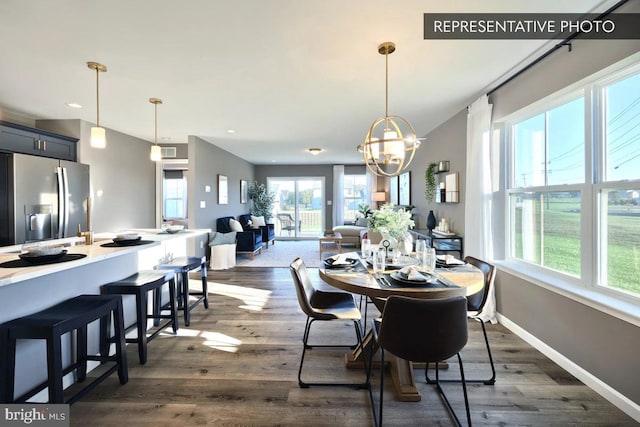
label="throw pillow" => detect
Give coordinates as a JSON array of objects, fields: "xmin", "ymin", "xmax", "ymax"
[
  {"xmin": 209, "ymin": 231, "xmax": 237, "ymax": 246},
  {"xmin": 229, "ymin": 218, "xmax": 243, "ymax": 232},
  {"xmin": 251, "ymin": 215, "xmax": 266, "ymax": 228}
]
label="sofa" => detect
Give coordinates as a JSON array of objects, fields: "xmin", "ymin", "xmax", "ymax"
[
  {"xmin": 216, "ymin": 216, "xmax": 263, "ymax": 259},
  {"xmin": 238, "ymin": 214, "xmax": 275, "ymax": 248},
  {"xmin": 332, "ymin": 225, "xmax": 382, "ymax": 247}
]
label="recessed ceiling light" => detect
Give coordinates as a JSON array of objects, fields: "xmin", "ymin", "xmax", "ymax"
[
  {"xmin": 308, "ymin": 148, "xmax": 323, "ymax": 155},
  {"xmin": 65, "ymin": 102, "xmax": 83, "ymax": 109},
  {"xmin": 226, "ymin": 129, "xmax": 236, "ymax": 134}
]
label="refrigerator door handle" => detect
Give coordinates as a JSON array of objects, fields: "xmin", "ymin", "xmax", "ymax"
[
  {"xmin": 62, "ymin": 167, "xmax": 70, "ymax": 238},
  {"xmin": 56, "ymin": 166, "xmax": 67, "ymax": 238}
]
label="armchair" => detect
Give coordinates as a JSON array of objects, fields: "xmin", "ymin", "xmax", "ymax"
[
  {"xmin": 216, "ymin": 216, "xmax": 263, "ymax": 260},
  {"xmin": 238, "ymin": 214, "xmax": 275, "ymax": 248}
]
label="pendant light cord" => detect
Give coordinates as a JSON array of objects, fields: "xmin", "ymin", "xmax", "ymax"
[
  {"xmin": 95, "ymin": 67, "xmax": 100, "ymax": 127},
  {"xmin": 154, "ymin": 102, "xmax": 158, "ymax": 145}
]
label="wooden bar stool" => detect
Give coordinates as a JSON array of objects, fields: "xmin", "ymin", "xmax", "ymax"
[
  {"xmin": 155, "ymin": 256, "xmax": 208, "ymax": 326},
  {"xmin": 101, "ymin": 270, "xmax": 179, "ymax": 364},
  {"xmin": 0, "ymin": 294, "xmax": 128, "ymax": 404}
]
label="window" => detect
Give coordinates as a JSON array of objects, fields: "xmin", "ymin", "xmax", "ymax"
[
  {"xmin": 163, "ymin": 169, "xmax": 187, "ymax": 220},
  {"xmin": 599, "ymin": 70, "xmax": 640, "ymax": 296},
  {"xmin": 505, "ymin": 60, "xmax": 640, "ymax": 301},
  {"xmin": 510, "ymin": 97, "xmax": 585, "ymax": 277},
  {"xmin": 343, "ymin": 174, "xmax": 367, "ymax": 220}
]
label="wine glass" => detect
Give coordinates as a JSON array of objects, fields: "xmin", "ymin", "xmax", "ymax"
[
  {"xmin": 361, "ymin": 238, "xmax": 372, "ymax": 259},
  {"xmin": 372, "ymin": 247, "xmax": 386, "ymax": 278},
  {"xmin": 415, "ymin": 238, "xmax": 426, "ymax": 261},
  {"xmin": 424, "ymin": 248, "xmax": 436, "ymax": 274}
]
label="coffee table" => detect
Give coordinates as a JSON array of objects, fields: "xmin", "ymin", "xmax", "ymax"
[{"xmin": 318, "ymin": 232, "xmax": 342, "ymax": 259}]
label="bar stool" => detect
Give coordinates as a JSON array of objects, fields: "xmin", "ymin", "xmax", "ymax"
[
  {"xmin": 155, "ymin": 256, "xmax": 208, "ymax": 326},
  {"xmin": 101, "ymin": 270, "xmax": 179, "ymax": 364},
  {"xmin": 0, "ymin": 294, "xmax": 128, "ymax": 404}
]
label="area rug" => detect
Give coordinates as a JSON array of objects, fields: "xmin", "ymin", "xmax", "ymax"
[{"xmin": 235, "ymin": 239, "xmax": 344, "ymax": 268}]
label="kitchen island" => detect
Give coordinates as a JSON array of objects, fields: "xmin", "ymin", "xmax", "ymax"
[{"xmin": 0, "ymin": 228, "xmax": 210, "ymax": 401}]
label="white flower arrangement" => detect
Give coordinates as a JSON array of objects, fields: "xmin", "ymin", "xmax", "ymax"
[{"xmin": 367, "ymin": 203, "xmax": 415, "ymax": 238}]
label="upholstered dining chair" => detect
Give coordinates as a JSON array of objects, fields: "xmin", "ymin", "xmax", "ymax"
[
  {"xmin": 289, "ymin": 257, "xmax": 368, "ymax": 389},
  {"xmin": 427, "ymin": 255, "xmax": 496, "ymax": 386},
  {"xmin": 368, "ymin": 295, "xmax": 472, "ymax": 427}
]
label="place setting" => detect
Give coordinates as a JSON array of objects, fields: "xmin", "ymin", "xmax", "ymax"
[
  {"xmin": 100, "ymin": 233, "xmax": 154, "ymax": 247},
  {"xmin": 0, "ymin": 244, "xmax": 87, "ymax": 268},
  {"xmin": 322, "ymin": 253, "xmax": 368, "ymax": 274}
]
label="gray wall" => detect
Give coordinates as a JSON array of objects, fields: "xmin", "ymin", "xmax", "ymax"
[
  {"xmin": 403, "ymin": 110, "xmax": 467, "ymax": 234},
  {"xmin": 495, "ymin": 271, "xmax": 640, "ymax": 404},
  {"xmin": 489, "ymin": 7, "xmax": 640, "ymax": 407},
  {"xmin": 36, "ymin": 119, "xmax": 156, "ymax": 233},
  {"xmin": 189, "ymin": 136, "xmax": 254, "ymax": 231}
]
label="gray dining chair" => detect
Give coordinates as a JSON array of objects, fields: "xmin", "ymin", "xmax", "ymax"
[
  {"xmin": 367, "ymin": 295, "xmax": 471, "ymax": 427},
  {"xmin": 427, "ymin": 255, "xmax": 496, "ymax": 386},
  {"xmin": 289, "ymin": 257, "xmax": 368, "ymax": 389}
]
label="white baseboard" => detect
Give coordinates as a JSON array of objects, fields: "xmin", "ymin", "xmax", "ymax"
[{"xmin": 497, "ymin": 313, "xmax": 640, "ymax": 423}]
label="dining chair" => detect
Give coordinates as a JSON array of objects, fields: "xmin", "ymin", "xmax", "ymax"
[
  {"xmin": 427, "ymin": 255, "xmax": 496, "ymax": 386},
  {"xmin": 289, "ymin": 257, "xmax": 368, "ymax": 389},
  {"xmin": 368, "ymin": 295, "xmax": 471, "ymax": 427}
]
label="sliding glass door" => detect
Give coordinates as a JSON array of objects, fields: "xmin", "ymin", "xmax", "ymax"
[{"xmin": 268, "ymin": 177, "xmax": 325, "ymax": 239}]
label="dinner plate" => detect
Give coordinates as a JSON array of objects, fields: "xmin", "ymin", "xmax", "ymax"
[
  {"xmin": 436, "ymin": 259, "xmax": 466, "ymax": 268},
  {"xmin": 323, "ymin": 257, "xmax": 358, "ymax": 269},
  {"xmin": 19, "ymin": 250, "xmax": 68, "ymax": 264},
  {"xmin": 112, "ymin": 236, "xmax": 142, "ymax": 246},
  {"xmin": 390, "ymin": 270, "xmax": 438, "ymax": 285}
]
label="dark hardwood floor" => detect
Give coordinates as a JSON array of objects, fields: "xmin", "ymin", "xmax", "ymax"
[{"xmin": 70, "ymin": 267, "xmax": 637, "ymax": 426}]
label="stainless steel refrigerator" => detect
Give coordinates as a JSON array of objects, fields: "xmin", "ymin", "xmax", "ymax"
[{"xmin": 0, "ymin": 152, "xmax": 90, "ymax": 245}]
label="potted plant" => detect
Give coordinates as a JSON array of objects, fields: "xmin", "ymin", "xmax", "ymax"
[
  {"xmin": 248, "ymin": 181, "xmax": 275, "ymax": 222},
  {"xmin": 367, "ymin": 203, "xmax": 415, "ymax": 253},
  {"xmin": 424, "ymin": 163, "xmax": 438, "ymax": 203}
]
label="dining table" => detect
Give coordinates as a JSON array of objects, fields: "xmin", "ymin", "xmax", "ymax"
[{"xmin": 319, "ymin": 251, "xmax": 484, "ymax": 402}]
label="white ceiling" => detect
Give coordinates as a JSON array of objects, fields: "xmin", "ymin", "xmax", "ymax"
[{"xmin": 0, "ymin": 0, "xmax": 609, "ymax": 165}]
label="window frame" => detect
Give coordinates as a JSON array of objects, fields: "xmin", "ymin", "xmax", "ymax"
[
  {"xmin": 342, "ymin": 173, "xmax": 368, "ymax": 221},
  {"xmin": 501, "ymin": 56, "xmax": 640, "ymax": 314}
]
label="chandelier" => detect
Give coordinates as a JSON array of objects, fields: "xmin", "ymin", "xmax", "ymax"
[{"xmin": 358, "ymin": 42, "xmax": 420, "ymax": 177}]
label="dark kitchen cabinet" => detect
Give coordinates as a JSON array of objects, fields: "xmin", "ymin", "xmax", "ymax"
[{"xmin": 0, "ymin": 121, "xmax": 78, "ymax": 161}]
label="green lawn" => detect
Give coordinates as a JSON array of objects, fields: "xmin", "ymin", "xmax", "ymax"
[{"xmin": 514, "ymin": 199, "xmax": 640, "ymax": 296}]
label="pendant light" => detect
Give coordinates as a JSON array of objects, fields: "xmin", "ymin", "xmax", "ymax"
[
  {"xmin": 357, "ymin": 42, "xmax": 421, "ymax": 177},
  {"xmin": 87, "ymin": 62, "xmax": 107, "ymax": 148},
  {"xmin": 149, "ymin": 98, "xmax": 163, "ymax": 161}
]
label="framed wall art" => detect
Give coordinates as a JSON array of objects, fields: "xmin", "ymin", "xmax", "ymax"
[
  {"xmin": 218, "ymin": 174, "xmax": 228, "ymax": 204},
  {"xmin": 240, "ymin": 179, "xmax": 248, "ymax": 203},
  {"xmin": 399, "ymin": 171, "xmax": 411, "ymax": 206}
]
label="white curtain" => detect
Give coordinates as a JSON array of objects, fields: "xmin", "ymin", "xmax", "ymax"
[
  {"xmin": 366, "ymin": 168, "xmax": 376, "ymax": 208},
  {"xmin": 464, "ymin": 95, "xmax": 497, "ymax": 323},
  {"xmin": 332, "ymin": 165, "xmax": 345, "ymax": 227}
]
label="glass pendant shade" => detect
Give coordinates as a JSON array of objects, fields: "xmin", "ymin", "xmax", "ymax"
[
  {"xmin": 149, "ymin": 97, "xmax": 163, "ymax": 162},
  {"xmin": 87, "ymin": 62, "xmax": 107, "ymax": 149},
  {"xmin": 150, "ymin": 144, "xmax": 162, "ymax": 161},
  {"xmin": 90, "ymin": 126, "xmax": 106, "ymax": 148}
]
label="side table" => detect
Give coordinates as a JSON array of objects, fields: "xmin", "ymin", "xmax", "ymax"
[{"xmin": 318, "ymin": 231, "xmax": 343, "ymax": 259}]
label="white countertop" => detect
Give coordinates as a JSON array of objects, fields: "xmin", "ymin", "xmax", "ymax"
[{"xmin": 0, "ymin": 229, "xmax": 210, "ymax": 287}]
